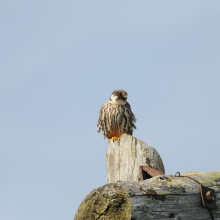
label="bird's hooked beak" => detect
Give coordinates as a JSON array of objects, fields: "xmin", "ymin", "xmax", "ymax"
[
  {"xmin": 122, "ymin": 93, "xmax": 127, "ymax": 98},
  {"xmin": 118, "ymin": 92, "xmax": 127, "ymax": 102},
  {"xmin": 118, "ymin": 92, "xmax": 127, "ymax": 98}
]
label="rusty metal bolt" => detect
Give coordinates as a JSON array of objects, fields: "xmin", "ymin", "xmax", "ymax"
[{"xmin": 206, "ymin": 191, "xmax": 215, "ymax": 201}]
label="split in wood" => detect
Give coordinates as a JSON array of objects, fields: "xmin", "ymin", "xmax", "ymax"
[{"xmin": 139, "ymin": 165, "xmax": 165, "ymax": 181}]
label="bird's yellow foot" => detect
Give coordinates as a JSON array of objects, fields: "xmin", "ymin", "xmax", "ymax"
[{"xmin": 108, "ymin": 137, "xmax": 120, "ymax": 142}]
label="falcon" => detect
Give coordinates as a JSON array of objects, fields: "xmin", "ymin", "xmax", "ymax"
[{"xmin": 97, "ymin": 90, "xmax": 137, "ymax": 142}]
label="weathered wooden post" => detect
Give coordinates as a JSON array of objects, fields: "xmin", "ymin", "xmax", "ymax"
[
  {"xmin": 74, "ymin": 135, "xmax": 220, "ymax": 219},
  {"xmin": 106, "ymin": 134, "xmax": 165, "ymax": 183}
]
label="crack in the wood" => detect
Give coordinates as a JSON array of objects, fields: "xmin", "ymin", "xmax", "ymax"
[{"xmin": 131, "ymin": 136, "xmax": 135, "ymax": 180}]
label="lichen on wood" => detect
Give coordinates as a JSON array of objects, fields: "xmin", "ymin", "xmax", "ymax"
[
  {"xmin": 75, "ymin": 135, "xmax": 220, "ymax": 219},
  {"xmin": 74, "ymin": 171, "xmax": 220, "ymax": 220},
  {"xmin": 74, "ymin": 184, "xmax": 132, "ymax": 220}
]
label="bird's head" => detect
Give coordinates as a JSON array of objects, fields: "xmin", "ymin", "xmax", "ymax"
[{"xmin": 110, "ymin": 90, "xmax": 128, "ymax": 105}]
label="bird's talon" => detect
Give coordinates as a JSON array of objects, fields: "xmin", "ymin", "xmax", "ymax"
[{"xmin": 108, "ymin": 137, "xmax": 120, "ymax": 142}]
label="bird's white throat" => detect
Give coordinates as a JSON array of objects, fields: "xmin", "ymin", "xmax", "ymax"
[{"xmin": 110, "ymin": 95, "xmax": 126, "ymax": 105}]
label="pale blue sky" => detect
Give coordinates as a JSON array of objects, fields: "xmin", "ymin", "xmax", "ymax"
[{"xmin": 1, "ymin": 1, "xmax": 220, "ymax": 220}]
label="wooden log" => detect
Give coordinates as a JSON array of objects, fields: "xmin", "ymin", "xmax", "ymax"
[
  {"xmin": 106, "ymin": 134, "xmax": 165, "ymax": 183},
  {"xmin": 74, "ymin": 171, "xmax": 220, "ymax": 220}
]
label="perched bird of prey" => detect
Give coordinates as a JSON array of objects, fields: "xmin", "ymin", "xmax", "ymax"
[{"xmin": 97, "ymin": 90, "xmax": 137, "ymax": 141}]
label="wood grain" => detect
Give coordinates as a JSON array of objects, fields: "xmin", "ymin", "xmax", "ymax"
[
  {"xmin": 106, "ymin": 134, "xmax": 165, "ymax": 183},
  {"xmin": 74, "ymin": 171, "xmax": 220, "ymax": 220}
]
